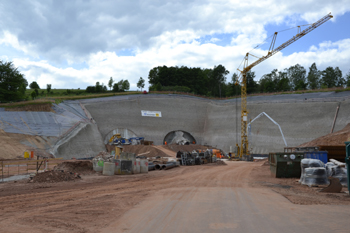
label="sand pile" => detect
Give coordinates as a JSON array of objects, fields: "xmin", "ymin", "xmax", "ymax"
[
  {"xmin": 300, "ymin": 124, "xmax": 350, "ymax": 147},
  {"xmin": 30, "ymin": 170, "xmax": 81, "ymax": 183},
  {"xmin": 104, "ymin": 144, "xmax": 216, "ymax": 158},
  {"xmin": 54, "ymin": 161, "xmax": 93, "ymax": 175}
]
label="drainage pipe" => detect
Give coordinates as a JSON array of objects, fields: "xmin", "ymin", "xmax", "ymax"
[
  {"xmin": 162, "ymin": 162, "xmax": 177, "ymax": 170},
  {"xmin": 148, "ymin": 164, "xmax": 155, "ymax": 171},
  {"xmin": 155, "ymin": 164, "xmax": 162, "ymax": 170}
]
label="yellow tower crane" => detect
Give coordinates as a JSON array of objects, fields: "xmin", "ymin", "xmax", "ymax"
[{"xmin": 236, "ymin": 13, "xmax": 333, "ymax": 159}]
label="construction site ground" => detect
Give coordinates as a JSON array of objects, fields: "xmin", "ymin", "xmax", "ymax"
[{"xmin": 0, "ymin": 160, "xmax": 349, "ymax": 233}]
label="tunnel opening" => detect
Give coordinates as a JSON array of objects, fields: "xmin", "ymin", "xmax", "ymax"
[{"xmin": 163, "ymin": 130, "xmax": 196, "ymax": 145}]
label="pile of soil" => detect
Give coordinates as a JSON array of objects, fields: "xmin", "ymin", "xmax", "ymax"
[
  {"xmin": 300, "ymin": 123, "xmax": 350, "ymax": 147},
  {"xmin": 204, "ymin": 160, "xmax": 227, "ymax": 166},
  {"xmin": 53, "ymin": 161, "xmax": 93, "ymax": 175},
  {"xmin": 110, "ymin": 145, "xmax": 170, "ymax": 157},
  {"xmin": 30, "ymin": 170, "xmax": 81, "ymax": 183},
  {"xmin": 104, "ymin": 144, "xmax": 216, "ymax": 158}
]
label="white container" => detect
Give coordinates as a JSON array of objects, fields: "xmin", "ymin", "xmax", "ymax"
[
  {"xmin": 103, "ymin": 162, "xmax": 115, "ymax": 176},
  {"xmin": 133, "ymin": 159, "xmax": 141, "ymax": 174},
  {"xmin": 140, "ymin": 159, "xmax": 149, "ymax": 173},
  {"xmin": 93, "ymin": 160, "xmax": 104, "ymax": 172}
]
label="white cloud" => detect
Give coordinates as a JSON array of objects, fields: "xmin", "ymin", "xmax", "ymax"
[{"xmin": 0, "ymin": 0, "xmax": 349, "ymax": 89}]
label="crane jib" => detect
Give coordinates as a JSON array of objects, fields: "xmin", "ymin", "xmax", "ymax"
[{"xmin": 237, "ymin": 13, "xmax": 333, "ymax": 159}]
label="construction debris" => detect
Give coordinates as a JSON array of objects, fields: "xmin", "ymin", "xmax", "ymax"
[
  {"xmin": 30, "ymin": 170, "xmax": 81, "ymax": 183},
  {"xmin": 53, "ymin": 160, "xmax": 93, "ymax": 175}
]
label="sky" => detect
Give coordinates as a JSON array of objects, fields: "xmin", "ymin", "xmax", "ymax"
[{"xmin": 0, "ymin": 0, "xmax": 349, "ymax": 90}]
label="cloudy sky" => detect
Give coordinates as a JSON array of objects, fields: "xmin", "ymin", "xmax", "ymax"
[{"xmin": 0, "ymin": 0, "xmax": 349, "ymax": 90}]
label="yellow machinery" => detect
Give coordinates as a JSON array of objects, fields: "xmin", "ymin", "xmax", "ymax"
[
  {"xmin": 109, "ymin": 133, "xmax": 122, "ymax": 144},
  {"xmin": 236, "ymin": 13, "xmax": 333, "ymax": 159}
]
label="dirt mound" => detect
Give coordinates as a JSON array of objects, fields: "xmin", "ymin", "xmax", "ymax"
[
  {"xmin": 300, "ymin": 123, "xmax": 350, "ymax": 147},
  {"xmin": 204, "ymin": 160, "xmax": 227, "ymax": 166},
  {"xmin": 53, "ymin": 161, "xmax": 93, "ymax": 174},
  {"xmin": 104, "ymin": 144, "xmax": 216, "ymax": 158},
  {"xmin": 30, "ymin": 170, "xmax": 81, "ymax": 183}
]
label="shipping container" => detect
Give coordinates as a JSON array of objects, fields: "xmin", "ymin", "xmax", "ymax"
[{"xmin": 304, "ymin": 151, "xmax": 328, "ymax": 164}]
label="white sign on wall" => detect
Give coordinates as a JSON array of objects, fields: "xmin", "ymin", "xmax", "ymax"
[{"xmin": 141, "ymin": 110, "xmax": 162, "ymax": 117}]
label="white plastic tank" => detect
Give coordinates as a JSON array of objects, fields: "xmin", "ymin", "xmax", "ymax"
[
  {"xmin": 93, "ymin": 160, "xmax": 104, "ymax": 172},
  {"xmin": 114, "ymin": 159, "xmax": 121, "ymax": 175},
  {"xmin": 140, "ymin": 159, "xmax": 149, "ymax": 173},
  {"xmin": 133, "ymin": 159, "xmax": 141, "ymax": 174},
  {"xmin": 103, "ymin": 162, "xmax": 115, "ymax": 176}
]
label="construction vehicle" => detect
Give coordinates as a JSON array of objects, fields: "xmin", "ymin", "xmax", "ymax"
[
  {"xmin": 108, "ymin": 133, "xmax": 144, "ymax": 145},
  {"xmin": 236, "ymin": 13, "xmax": 333, "ymax": 160}
]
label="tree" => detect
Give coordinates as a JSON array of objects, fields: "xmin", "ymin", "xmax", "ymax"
[
  {"xmin": 286, "ymin": 64, "xmax": 307, "ymax": 90},
  {"xmin": 210, "ymin": 64, "xmax": 229, "ymax": 97},
  {"xmin": 30, "ymin": 90, "xmax": 37, "ymax": 100},
  {"xmin": 108, "ymin": 77, "xmax": 114, "ymax": 90},
  {"xmin": 0, "ymin": 60, "xmax": 28, "ymax": 102},
  {"xmin": 259, "ymin": 74, "xmax": 275, "ymax": 93},
  {"xmin": 137, "ymin": 77, "xmax": 145, "ymax": 91},
  {"xmin": 112, "ymin": 83, "xmax": 119, "ymax": 92},
  {"xmin": 306, "ymin": 63, "xmax": 320, "ymax": 89},
  {"xmin": 321, "ymin": 66, "xmax": 343, "ymax": 88},
  {"xmin": 345, "ymin": 71, "xmax": 350, "ymax": 87},
  {"xmin": 29, "ymin": 81, "xmax": 40, "ymax": 89},
  {"xmin": 246, "ymin": 71, "xmax": 257, "ymax": 94},
  {"xmin": 122, "ymin": 80, "xmax": 130, "ymax": 91},
  {"xmin": 276, "ymin": 71, "xmax": 290, "ymax": 91},
  {"xmin": 47, "ymin": 84, "xmax": 52, "ymax": 94}
]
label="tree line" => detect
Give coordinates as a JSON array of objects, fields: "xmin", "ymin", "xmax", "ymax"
[
  {"xmin": 148, "ymin": 65, "xmax": 229, "ymax": 97},
  {"xmin": 148, "ymin": 63, "xmax": 350, "ymax": 97}
]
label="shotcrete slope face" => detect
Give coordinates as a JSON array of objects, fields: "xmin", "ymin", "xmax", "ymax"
[
  {"xmin": 84, "ymin": 96, "xmax": 350, "ymax": 154},
  {"xmin": 84, "ymin": 97, "xmax": 208, "ymax": 146},
  {"xmin": 205, "ymin": 101, "xmax": 350, "ymax": 154}
]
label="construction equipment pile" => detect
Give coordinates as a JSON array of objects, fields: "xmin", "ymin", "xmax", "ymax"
[{"xmin": 176, "ymin": 149, "xmax": 217, "ymax": 166}]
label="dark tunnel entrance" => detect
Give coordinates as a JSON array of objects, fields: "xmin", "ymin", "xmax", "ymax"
[{"xmin": 163, "ymin": 130, "xmax": 196, "ymax": 145}]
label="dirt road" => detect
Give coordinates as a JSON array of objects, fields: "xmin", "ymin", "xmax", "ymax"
[{"xmin": 0, "ymin": 161, "xmax": 349, "ymax": 233}]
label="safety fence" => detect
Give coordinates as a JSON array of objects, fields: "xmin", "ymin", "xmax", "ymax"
[{"xmin": 0, "ymin": 158, "xmax": 63, "ymax": 182}]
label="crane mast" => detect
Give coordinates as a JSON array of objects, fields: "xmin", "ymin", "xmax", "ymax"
[{"xmin": 237, "ymin": 13, "xmax": 333, "ymax": 159}]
